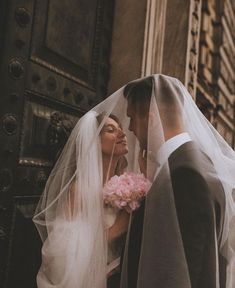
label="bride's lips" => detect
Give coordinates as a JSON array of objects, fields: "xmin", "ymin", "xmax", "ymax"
[{"xmin": 116, "ymin": 139, "xmax": 127, "ymax": 144}]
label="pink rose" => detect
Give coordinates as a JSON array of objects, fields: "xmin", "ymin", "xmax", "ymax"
[{"xmin": 103, "ymin": 172, "xmax": 152, "ymax": 213}]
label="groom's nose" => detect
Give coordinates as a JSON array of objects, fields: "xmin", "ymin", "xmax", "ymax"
[
  {"xmin": 128, "ymin": 121, "xmax": 133, "ymax": 132},
  {"xmin": 129, "ymin": 124, "xmax": 136, "ymax": 136}
]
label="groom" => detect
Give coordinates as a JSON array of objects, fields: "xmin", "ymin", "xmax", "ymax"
[{"xmin": 121, "ymin": 75, "xmax": 226, "ymax": 288}]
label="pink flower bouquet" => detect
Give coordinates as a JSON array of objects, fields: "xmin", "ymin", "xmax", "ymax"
[{"xmin": 103, "ymin": 172, "xmax": 152, "ymax": 213}]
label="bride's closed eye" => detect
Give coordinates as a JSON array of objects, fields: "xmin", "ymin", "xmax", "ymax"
[{"xmin": 103, "ymin": 124, "xmax": 121, "ymax": 134}]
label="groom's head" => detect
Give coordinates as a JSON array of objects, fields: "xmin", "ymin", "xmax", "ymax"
[
  {"xmin": 124, "ymin": 76, "xmax": 153, "ymax": 149},
  {"xmin": 124, "ymin": 75, "xmax": 185, "ymax": 148}
]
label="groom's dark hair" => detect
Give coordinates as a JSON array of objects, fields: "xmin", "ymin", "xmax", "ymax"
[
  {"xmin": 124, "ymin": 75, "xmax": 184, "ymax": 128},
  {"xmin": 123, "ymin": 76, "xmax": 153, "ymax": 117}
]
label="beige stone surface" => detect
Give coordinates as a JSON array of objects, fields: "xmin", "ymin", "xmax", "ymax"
[
  {"xmin": 161, "ymin": 0, "xmax": 191, "ymax": 83},
  {"xmin": 108, "ymin": 0, "xmax": 147, "ymax": 93}
]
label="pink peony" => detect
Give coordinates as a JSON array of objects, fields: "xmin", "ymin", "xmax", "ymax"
[{"xmin": 103, "ymin": 172, "xmax": 152, "ymax": 213}]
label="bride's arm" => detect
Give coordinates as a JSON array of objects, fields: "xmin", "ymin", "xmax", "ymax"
[
  {"xmin": 68, "ymin": 180, "xmax": 130, "ymax": 241},
  {"xmin": 108, "ymin": 210, "xmax": 130, "ymax": 243}
]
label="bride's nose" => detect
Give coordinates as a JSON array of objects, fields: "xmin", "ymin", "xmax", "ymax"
[{"xmin": 117, "ymin": 128, "xmax": 125, "ymax": 137}]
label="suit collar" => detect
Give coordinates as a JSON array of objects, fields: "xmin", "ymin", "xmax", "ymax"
[{"xmin": 168, "ymin": 140, "xmax": 199, "ymax": 165}]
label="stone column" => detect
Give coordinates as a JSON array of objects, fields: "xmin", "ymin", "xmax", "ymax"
[{"xmin": 108, "ymin": 0, "xmax": 147, "ymax": 93}]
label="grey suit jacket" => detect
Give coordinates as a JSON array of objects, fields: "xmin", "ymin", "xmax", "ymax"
[{"xmin": 126, "ymin": 141, "xmax": 226, "ymax": 288}]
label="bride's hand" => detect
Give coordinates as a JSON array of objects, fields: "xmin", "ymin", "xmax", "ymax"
[
  {"xmin": 108, "ymin": 210, "xmax": 130, "ymax": 243},
  {"xmin": 138, "ymin": 149, "xmax": 147, "ymax": 176}
]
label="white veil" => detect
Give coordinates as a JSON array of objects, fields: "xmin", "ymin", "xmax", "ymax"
[
  {"xmin": 179, "ymin": 79, "xmax": 235, "ymax": 287},
  {"xmin": 119, "ymin": 75, "xmax": 235, "ymax": 288},
  {"xmin": 34, "ymin": 111, "xmax": 107, "ymax": 287},
  {"xmin": 33, "ymin": 88, "xmax": 139, "ymax": 288},
  {"xmin": 33, "ymin": 74, "xmax": 235, "ymax": 288}
]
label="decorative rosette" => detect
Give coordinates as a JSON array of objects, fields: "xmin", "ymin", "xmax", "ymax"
[{"xmin": 103, "ymin": 172, "xmax": 152, "ymax": 213}]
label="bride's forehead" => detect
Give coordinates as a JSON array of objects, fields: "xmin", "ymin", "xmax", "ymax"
[{"xmin": 104, "ymin": 117, "xmax": 119, "ymax": 127}]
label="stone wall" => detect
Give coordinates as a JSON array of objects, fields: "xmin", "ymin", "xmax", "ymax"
[
  {"xmin": 197, "ymin": 0, "xmax": 235, "ymax": 148},
  {"xmin": 108, "ymin": 0, "xmax": 147, "ymax": 93}
]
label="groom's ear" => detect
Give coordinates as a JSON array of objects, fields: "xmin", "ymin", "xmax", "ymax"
[
  {"xmin": 148, "ymin": 111, "xmax": 159, "ymax": 129},
  {"xmin": 147, "ymin": 110, "xmax": 167, "ymax": 139}
]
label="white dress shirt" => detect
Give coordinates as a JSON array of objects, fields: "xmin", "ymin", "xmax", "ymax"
[{"xmin": 154, "ymin": 132, "xmax": 192, "ymax": 179}]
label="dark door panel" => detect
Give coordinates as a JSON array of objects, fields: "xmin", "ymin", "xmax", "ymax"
[{"xmin": 0, "ymin": 0, "xmax": 114, "ymax": 287}]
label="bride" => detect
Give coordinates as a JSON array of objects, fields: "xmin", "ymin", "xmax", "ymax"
[{"xmin": 33, "ymin": 111, "xmax": 134, "ymax": 288}]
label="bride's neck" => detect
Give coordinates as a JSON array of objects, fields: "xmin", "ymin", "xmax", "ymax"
[{"xmin": 102, "ymin": 155, "xmax": 118, "ymax": 185}]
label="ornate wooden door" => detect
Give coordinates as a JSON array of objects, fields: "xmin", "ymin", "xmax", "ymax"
[{"xmin": 0, "ymin": 0, "xmax": 114, "ymax": 287}]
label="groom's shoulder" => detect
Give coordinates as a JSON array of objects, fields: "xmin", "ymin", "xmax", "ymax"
[{"xmin": 169, "ymin": 141, "xmax": 212, "ymax": 172}]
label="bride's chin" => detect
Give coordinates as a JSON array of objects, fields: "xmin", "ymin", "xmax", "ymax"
[{"xmin": 115, "ymin": 148, "xmax": 128, "ymax": 156}]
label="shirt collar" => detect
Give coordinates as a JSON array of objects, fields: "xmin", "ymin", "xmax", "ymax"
[{"xmin": 156, "ymin": 132, "xmax": 192, "ymax": 167}]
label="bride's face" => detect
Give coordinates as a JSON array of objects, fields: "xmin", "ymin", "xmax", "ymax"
[{"xmin": 100, "ymin": 117, "xmax": 128, "ymax": 157}]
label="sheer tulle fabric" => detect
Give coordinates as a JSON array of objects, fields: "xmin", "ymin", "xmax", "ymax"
[
  {"xmin": 34, "ymin": 74, "xmax": 235, "ymax": 288},
  {"xmin": 120, "ymin": 75, "xmax": 235, "ymax": 288},
  {"xmin": 34, "ymin": 112, "xmax": 108, "ymax": 287},
  {"xmin": 33, "ymin": 94, "xmax": 138, "ymax": 287}
]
